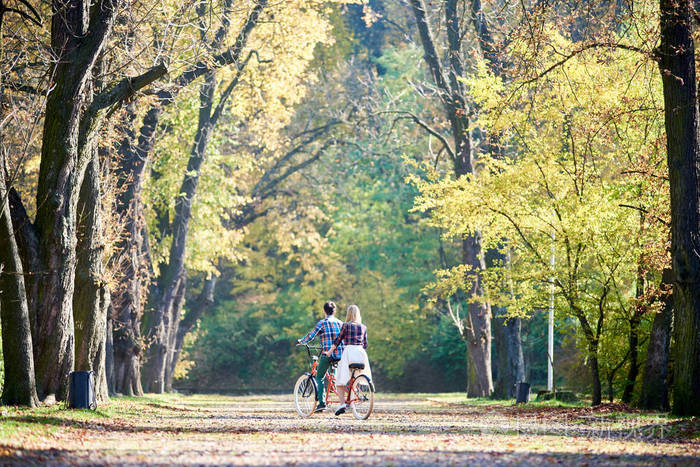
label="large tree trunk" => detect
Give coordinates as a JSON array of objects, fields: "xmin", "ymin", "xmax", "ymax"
[
  {"xmin": 73, "ymin": 153, "xmax": 111, "ymax": 401},
  {"xmin": 639, "ymin": 270, "xmax": 673, "ymax": 410},
  {"xmin": 111, "ymin": 104, "xmax": 154, "ymax": 396},
  {"xmin": 461, "ymin": 229, "xmax": 493, "ymax": 397},
  {"xmin": 0, "ymin": 19, "xmax": 39, "ymax": 407},
  {"xmin": 658, "ymin": 0, "xmax": 700, "ymax": 416},
  {"xmin": 143, "ymin": 72, "xmax": 217, "ymax": 393},
  {"xmin": 31, "ymin": 0, "xmax": 126, "ymax": 401},
  {"xmin": 409, "ymin": 0, "xmax": 493, "ymax": 397},
  {"xmin": 0, "ymin": 156, "xmax": 39, "ymax": 407}
]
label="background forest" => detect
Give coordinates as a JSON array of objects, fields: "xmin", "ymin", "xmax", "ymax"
[{"xmin": 0, "ymin": 0, "xmax": 698, "ymax": 416}]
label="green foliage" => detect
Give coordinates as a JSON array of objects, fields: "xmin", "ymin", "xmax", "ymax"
[
  {"xmin": 180, "ymin": 43, "xmax": 467, "ymax": 392},
  {"xmin": 412, "ymin": 28, "xmax": 668, "ymax": 400}
]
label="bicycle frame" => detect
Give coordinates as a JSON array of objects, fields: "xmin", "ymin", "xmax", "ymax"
[{"xmin": 299, "ymin": 344, "xmax": 361, "ymax": 406}]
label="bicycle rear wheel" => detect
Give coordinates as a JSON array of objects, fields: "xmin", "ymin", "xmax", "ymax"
[
  {"xmin": 294, "ymin": 374, "xmax": 317, "ymax": 417},
  {"xmin": 349, "ymin": 374, "xmax": 374, "ymax": 420}
]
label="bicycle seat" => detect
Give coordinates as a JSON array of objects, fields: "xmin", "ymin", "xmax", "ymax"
[{"xmin": 349, "ymin": 363, "xmax": 365, "ymax": 370}]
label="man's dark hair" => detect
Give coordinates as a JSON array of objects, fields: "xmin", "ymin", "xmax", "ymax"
[{"xmin": 323, "ymin": 301, "xmax": 337, "ymax": 315}]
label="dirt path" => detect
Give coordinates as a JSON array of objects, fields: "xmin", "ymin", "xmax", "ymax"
[{"xmin": 0, "ymin": 393, "xmax": 698, "ymax": 465}]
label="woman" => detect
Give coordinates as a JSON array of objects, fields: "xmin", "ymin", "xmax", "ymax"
[{"xmin": 324, "ymin": 304, "xmax": 372, "ymax": 416}]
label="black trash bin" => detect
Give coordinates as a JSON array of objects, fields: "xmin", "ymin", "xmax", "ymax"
[
  {"xmin": 67, "ymin": 371, "xmax": 97, "ymax": 410},
  {"xmin": 515, "ymin": 382, "xmax": 530, "ymax": 404}
]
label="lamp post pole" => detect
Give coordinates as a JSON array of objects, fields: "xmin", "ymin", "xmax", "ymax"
[{"xmin": 548, "ymin": 233, "xmax": 555, "ymax": 391}]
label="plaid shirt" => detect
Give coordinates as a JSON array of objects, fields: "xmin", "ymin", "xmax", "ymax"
[
  {"xmin": 299, "ymin": 316, "xmax": 343, "ymax": 359},
  {"xmin": 333, "ymin": 322, "xmax": 367, "ymax": 349}
]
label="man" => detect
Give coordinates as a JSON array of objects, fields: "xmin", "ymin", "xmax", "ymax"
[{"xmin": 298, "ymin": 301, "xmax": 343, "ymax": 412}]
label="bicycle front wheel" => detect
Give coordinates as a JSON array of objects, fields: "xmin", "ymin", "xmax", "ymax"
[
  {"xmin": 294, "ymin": 374, "xmax": 317, "ymax": 418},
  {"xmin": 350, "ymin": 374, "xmax": 374, "ymax": 420}
]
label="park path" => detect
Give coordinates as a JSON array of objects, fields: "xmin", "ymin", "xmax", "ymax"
[{"xmin": 0, "ymin": 393, "xmax": 698, "ymax": 465}]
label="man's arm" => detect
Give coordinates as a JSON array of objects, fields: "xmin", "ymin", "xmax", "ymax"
[{"xmin": 298, "ymin": 320, "xmax": 323, "ymax": 344}]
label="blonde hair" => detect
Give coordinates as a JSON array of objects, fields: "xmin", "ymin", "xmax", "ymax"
[{"xmin": 346, "ymin": 305, "xmax": 361, "ymax": 324}]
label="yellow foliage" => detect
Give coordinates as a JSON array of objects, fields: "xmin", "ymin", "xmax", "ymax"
[{"xmin": 413, "ymin": 27, "xmax": 669, "ymax": 324}]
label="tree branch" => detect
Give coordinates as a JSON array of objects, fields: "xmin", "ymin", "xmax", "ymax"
[
  {"xmin": 375, "ymin": 110, "xmax": 455, "ymax": 161},
  {"xmin": 519, "ymin": 42, "xmax": 652, "ymax": 88},
  {"xmin": 93, "ymin": 63, "xmax": 169, "ymax": 115},
  {"xmin": 210, "ymin": 51, "xmax": 270, "ymax": 126}
]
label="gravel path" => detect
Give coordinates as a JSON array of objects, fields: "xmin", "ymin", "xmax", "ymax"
[{"xmin": 0, "ymin": 394, "xmax": 698, "ymax": 465}]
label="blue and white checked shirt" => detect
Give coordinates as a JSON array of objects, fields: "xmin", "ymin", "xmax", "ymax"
[{"xmin": 299, "ymin": 316, "xmax": 344, "ymax": 359}]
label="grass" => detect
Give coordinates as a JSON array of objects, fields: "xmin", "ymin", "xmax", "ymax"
[{"xmin": 423, "ymin": 392, "xmax": 588, "ymax": 408}]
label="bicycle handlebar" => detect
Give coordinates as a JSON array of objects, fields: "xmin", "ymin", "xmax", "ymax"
[{"xmin": 296, "ymin": 343, "xmax": 322, "ymax": 350}]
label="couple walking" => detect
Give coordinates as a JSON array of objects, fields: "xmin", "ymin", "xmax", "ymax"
[{"xmin": 297, "ymin": 301, "xmax": 372, "ymax": 415}]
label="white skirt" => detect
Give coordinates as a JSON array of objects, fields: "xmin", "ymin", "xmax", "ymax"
[{"xmin": 336, "ymin": 345, "xmax": 372, "ymax": 386}]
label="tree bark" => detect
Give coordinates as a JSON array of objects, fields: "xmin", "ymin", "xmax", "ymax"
[
  {"xmin": 105, "ymin": 308, "xmax": 115, "ymax": 394},
  {"xmin": 589, "ymin": 342, "xmax": 603, "ymax": 406},
  {"xmin": 164, "ymin": 275, "xmax": 187, "ymax": 392},
  {"xmin": 622, "ymin": 309, "xmax": 642, "ymax": 403},
  {"xmin": 409, "ymin": 0, "xmax": 493, "ymax": 397},
  {"xmin": 658, "ymin": 0, "xmax": 700, "ymax": 416},
  {"xmin": 0, "ymin": 155, "xmax": 39, "ymax": 407},
  {"xmin": 113, "ymin": 1, "xmax": 266, "ymax": 394},
  {"xmin": 143, "ymin": 71, "xmax": 217, "ymax": 393},
  {"xmin": 492, "ymin": 311, "xmax": 525, "ymax": 399},
  {"xmin": 7, "ymin": 189, "xmax": 40, "ymax": 344},
  {"xmin": 165, "ymin": 275, "xmax": 217, "ymax": 390},
  {"xmin": 31, "ymin": 0, "xmax": 165, "ymax": 401},
  {"xmin": 111, "ymin": 104, "xmax": 152, "ymax": 396},
  {"xmin": 639, "ymin": 270, "xmax": 673, "ymax": 410},
  {"xmin": 73, "ymin": 152, "xmax": 110, "ymax": 401}
]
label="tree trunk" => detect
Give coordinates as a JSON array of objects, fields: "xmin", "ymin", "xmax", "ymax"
[
  {"xmin": 142, "ymin": 275, "xmax": 184, "ymax": 393},
  {"xmin": 105, "ymin": 309, "xmax": 115, "ymax": 394},
  {"xmin": 589, "ymin": 342, "xmax": 602, "ymax": 405},
  {"xmin": 493, "ymin": 311, "xmax": 525, "ymax": 399},
  {"xmin": 621, "ymin": 311, "xmax": 642, "ymax": 403},
  {"xmin": 622, "ymin": 250, "xmax": 647, "ymax": 403},
  {"xmin": 409, "ymin": 0, "xmax": 493, "ymax": 396},
  {"xmin": 31, "ymin": 0, "xmax": 126, "ymax": 401},
  {"xmin": 113, "ymin": 330, "xmax": 143, "ymax": 396},
  {"xmin": 462, "ymin": 235, "xmax": 493, "ymax": 397},
  {"xmin": 73, "ymin": 153, "xmax": 110, "ymax": 401},
  {"xmin": 111, "ymin": 104, "xmax": 153, "ymax": 397},
  {"xmin": 0, "ymin": 155, "xmax": 39, "ymax": 407},
  {"xmin": 164, "ymin": 275, "xmax": 187, "ymax": 392},
  {"xmin": 143, "ymin": 72, "xmax": 217, "ymax": 393},
  {"xmin": 119, "ymin": 3, "xmax": 265, "ymax": 395},
  {"xmin": 0, "ymin": 18, "xmax": 39, "ymax": 407},
  {"xmin": 639, "ymin": 270, "xmax": 673, "ymax": 410},
  {"xmin": 658, "ymin": 0, "xmax": 700, "ymax": 416},
  {"xmin": 166, "ymin": 275, "xmax": 217, "ymax": 390}
]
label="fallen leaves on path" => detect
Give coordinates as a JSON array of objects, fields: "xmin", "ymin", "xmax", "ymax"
[{"xmin": 0, "ymin": 394, "xmax": 698, "ymax": 466}]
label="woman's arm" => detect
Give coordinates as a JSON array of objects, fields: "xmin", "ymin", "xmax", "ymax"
[
  {"xmin": 323, "ymin": 324, "xmax": 346, "ymax": 356},
  {"xmin": 324, "ymin": 344, "xmax": 337, "ymax": 357},
  {"xmin": 362, "ymin": 327, "xmax": 367, "ymax": 349}
]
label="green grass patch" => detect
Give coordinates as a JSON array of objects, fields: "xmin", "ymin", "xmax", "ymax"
[{"xmin": 424, "ymin": 393, "xmax": 587, "ymax": 408}]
